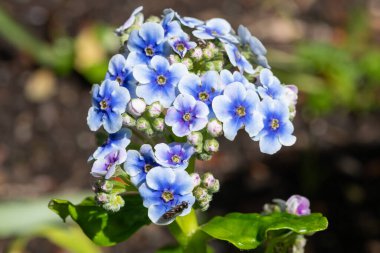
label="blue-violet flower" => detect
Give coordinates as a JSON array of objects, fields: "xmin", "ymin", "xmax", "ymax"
[
  {"xmin": 154, "ymin": 142, "xmax": 194, "ymax": 170},
  {"xmin": 91, "ymin": 149, "xmax": 127, "ymax": 179}
]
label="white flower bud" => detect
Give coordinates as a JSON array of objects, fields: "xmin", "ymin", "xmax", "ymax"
[
  {"xmin": 191, "ymin": 173, "xmax": 201, "ymax": 187},
  {"xmin": 136, "ymin": 117, "xmax": 150, "ymax": 131},
  {"xmin": 204, "ymin": 139, "xmax": 219, "ymax": 153},
  {"xmin": 207, "ymin": 119, "xmax": 223, "ymax": 137},
  {"xmin": 187, "ymin": 131, "xmax": 203, "ymax": 146},
  {"xmin": 152, "ymin": 118, "xmax": 164, "ymax": 132},
  {"xmin": 127, "ymin": 98, "xmax": 146, "ymax": 117},
  {"xmin": 147, "ymin": 102, "xmax": 163, "ymax": 118},
  {"xmin": 122, "ymin": 113, "xmax": 136, "ymax": 127},
  {"xmin": 191, "ymin": 47, "xmax": 203, "ymax": 60}
]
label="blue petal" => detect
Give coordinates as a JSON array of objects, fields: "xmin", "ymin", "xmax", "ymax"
[
  {"xmin": 146, "ymin": 166, "xmax": 176, "ymax": 191},
  {"xmin": 212, "ymin": 95, "xmax": 233, "ymax": 122},
  {"xmin": 139, "ymin": 183, "xmax": 162, "ymax": 207},
  {"xmin": 245, "ymin": 110, "xmax": 264, "ymax": 138},
  {"xmin": 259, "ymin": 133, "xmax": 282, "ymax": 154},
  {"xmin": 223, "ymin": 118, "xmax": 243, "ymax": 141},
  {"xmin": 178, "ymin": 74, "xmax": 200, "ymax": 97},
  {"xmin": 172, "ymin": 170, "xmax": 194, "ymax": 195},
  {"xmin": 150, "ymin": 55, "xmax": 170, "ymax": 74},
  {"xmin": 168, "ymin": 63, "xmax": 188, "ymax": 84},
  {"xmin": 224, "ymin": 43, "xmax": 237, "ymax": 66},
  {"xmin": 173, "ymin": 94, "xmax": 196, "ymax": 112},
  {"xmin": 165, "ymin": 107, "xmax": 182, "ymax": 127},
  {"xmin": 139, "ymin": 22, "xmax": 165, "ymax": 45},
  {"xmin": 278, "ymin": 122, "xmax": 296, "ymax": 146},
  {"xmin": 192, "ymin": 30, "xmax": 214, "ymax": 40},
  {"xmin": 193, "ymin": 100, "xmax": 209, "ymax": 118},
  {"xmin": 154, "ymin": 144, "xmax": 171, "ymax": 167},
  {"xmin": 105, "ymin": 165, "xmax": 117, "ymax": 179},
  {"xmin": 177, "ymin": 194, "xmax": 196, "ymax": 217},
  {"xmin": 249, "ymin": 36, "xmax": 267, "ymax": 56},
  {"xmin": 148, "ymin": 204, "xmax": 170, "ymax": 225},
  {"xmin": 206, "ymin": 18, "xmax": 231, "ymax": 35},
  {"xmin": 127, "ymin": 30, "xmax": 145, "ymax": 52},
  {"xmin": 260, "ymin": 69, "xmax": 274, "ymax": 86},
  {"xmin": 87, "ymin": 107, "xmax": 103, "ymax": 131},
  {"xmin": 126, "ymin": 51, "xmax": 146, "ymax": 66},
  {"xmin": 223, "ymin": 82, "xmax": 247, "ymax": 102},
  {"xmin": 172, "ymin": 122, "xmax": 191, "ymax": 137},
  {"xmin": 91, "ymin": 159, "xmax": 107, "ymax": 177},
  {"xmin": 110, "ymin": 87, "xmax": 130, "ymax": 113},
  {"xmin": 237, "ymin": 25, "xmax": 251, "ymax": 45},
  {"xmin": 115, "ymin": 6, "xmax": 143, "ymax": 35},
  {"xmin": 124, "ymin": 150, "xmax": 143, "ymax": 176},
  {"xmin": 133, "ymin": 64, "xmax": 155, "ymax": 84},
  {"xmin": 103, "ymin": 111, "xmax": 122, "ymax": 133},
  {"xmin": 220, "ymin": 69, "xmax": 234, "ymax": 87},
  {"xmin": 108, "ymin": 54, "xmax": 126, "ymax": 77}
]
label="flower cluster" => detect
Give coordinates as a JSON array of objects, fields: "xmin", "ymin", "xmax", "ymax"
[{"xmin": 86, "ymin": 6, "xmax": 299, "ymax": 225}]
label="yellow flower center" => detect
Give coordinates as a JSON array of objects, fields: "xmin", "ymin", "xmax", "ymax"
[
  {"xmin": 236, "ymin": 106, "xmax": 246, "ymax": 116},
  {"xmin": 157, "ymin": 75, "xmax": 166, "ymax": 85},
  {"xmin": 100, "ymin": 100, "xmax": 108, "ymax": 110},
  {"xmin": 270, "ymin": 119, "xmax": 280, "ymax": 130},
  {"xmin": 176, "ymin": 43, "xmax": 185, "ymax": 52},
  {"xmin": 183, "ymin": 113, "xmax": 192, "ymax": 122},
  {"xmin": 116, "ymin": 76, "xmax": 122, "ymax": 84},
  {"xmin": 145, "ymin": 47, "xmax": 154, "ymax": 56},
  {"xmin": 198, "ymin": 92, "xmax": 209, "ymax": 101},
  {"xmin": 171, "ymin": 154, "xmax": 181, "ymax": 164},
  {"xmin": 161, "ymin": 191, "xmax": 174, "ymax": 202},
  {"xmin": 144, "ymin": 164, "xmax": 153, "ymax": 173}
]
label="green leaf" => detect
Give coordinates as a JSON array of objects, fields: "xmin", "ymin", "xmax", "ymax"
[
  {"xmin": 200, "ymin": 212, "xmax": 328, "ymax": 250},
  {"xmin": 48, "ymin": 195, "xmax": 150, "ymax": 246}
]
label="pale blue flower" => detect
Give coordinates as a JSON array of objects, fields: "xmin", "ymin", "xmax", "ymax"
[
  {"xmin": 193, "ymin": 18, "xmax": 238, "ymax": 43},
  {"xmin": 133, "ymin": 55, "xmax": 188, "ymax": 107},
  {"xmin": 91, "ymin": 149, "xmax": 127, "ymax": 179},
  {"xmin": 212, "ymin": 82, "xmax": 263, "ymax": 140},
  {"xmin": 138, "ymin": 166, "xmax": 195, "ymax": 225},
  {"xmin": 154, "ymin": 142, "xmax": 194, "ymax": 170},
  {"xmin": 254, "ymin": 98, "xmax": 296, "ymax": 154},
  {"xmin": 224, "ymin": 43, "xmax": 254, "ymax": 74},
  {"xmin": 169, "ymin": 33, "xmax": 197, "ymax": 58},
  {"xmin": 124, "ymin": 144, "xmax": 159, "ymax": 186},
  {"xmin": 161, "ymin": 11, "xmax": 183, "ymax": 39},
  {"xmin": 220, "ymin": 69, "xmax": 253, "ymax": 90},
  {"xmin": 87, "ymin": 80, "xmax": 130, "ymax": 133},
  {"xmin": 257, "ymin": 69, "xmax": 286, "ymax": 101},
  {"xmin": 165, "ymin": 94, "xmax": 209, "ymax": 137}
]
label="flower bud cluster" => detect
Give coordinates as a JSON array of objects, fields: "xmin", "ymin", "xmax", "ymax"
[
  {"xmin": 85, "ymin": 6, "xmax": 300, "ymax": 225},
  {"xmin": 192, "ymin": 172, "xmax": 220, "ymax": 211},
  {"xmin": 93, "ymin": 179, "xmax": 125, "ymax": 212}
]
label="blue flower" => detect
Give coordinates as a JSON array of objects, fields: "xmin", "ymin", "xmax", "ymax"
[
  {"xmin": 254, "ymin": 98, "xmax": 296, "ymax": 154},
  {"xmin": 257, "ymin": 69, "xmax": 286, "ymax": 101},
  {"xmin": 168, "ymin": 33, "xmax": 197, "ymax": 58},
  {"xmin": 220, "ymin": 69, "xmax": 253, "ymax": 90},
  {"xmin": 165, "ymin": 94, "xmax": 209, "ymax": 137},
  {"xmin": 224, "ymin": 43, "xmax": 254, "ymax": 74},
  {"xmin": 178, "ymin": 71, "xmax": 222, "ymax": 114},
  {"xmin": 87, "ymin": 80, "xmax": 130, "ymax": 133},
  {"xmin": 105, "ymin": 54, "xmax": 137, "ymax": 98},
  {"xmin": 124, "ymin": 144, "xmax": 159, "ymax": 186},
  {"xmin": 286, "ymin": 195, "xmax": 311, "ymax": 216},
  {"xmin": 115, "ymin": 6, "xmax": 143, "ymax": 36},
  {"xmin": 133, "ymin": 55, "xmax": 188, "ymax": 107},
  {"xmin": 163, "ymin": 9, "xmax": 203, "ymax": 28},
  {"xmin": 126, "ymin": 22, "xmax": 167, "ymax": 65},
  {"xmin": 154, "ymin": 142, "xmax": 194, "ymax": 170},
  {"xmin": 237, "ymin": 25, "xmax": 270, "ymax": 68},
  {"xmin": 90, "ymin": 128, "xmax": 131, "ymax": 161},
  {"xmin": 212, "ymin": 82, "xmax": 263, "ymax": 140},
  {"xmin": 193, "ymin": 18, "xmax": 238, "ymax": 43},
  {"xmin": 138, "ymin": 166, "xmax": 195, "ymax": 225},
  {"xmin": 161, "ymin": 11, "xmax": 183, "ymax": 39},
  {"xmin": 91, "ymin": 149, "xmax": 127, "ymax": 179}
]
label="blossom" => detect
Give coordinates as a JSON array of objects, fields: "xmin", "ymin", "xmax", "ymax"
[
  {"xmin": 178, "ymin": 71, "xmax": 222, "ymax": 113},
  {"xmin": 105, "ymin": 54, "xmax": 137, "ymax": 98},
  {"xmin": 91, "ymin": 149, "xmax": 127, "ymax": 179},
  {"xmin": 220, "ymin": 69, "xmax": 253, "ymax": 90},
  {"xmin": 115, "ymin": 6, "xmax": 143, "ymax": 36},
  {"xmin": 168, "ymin": 33, "xmax": 197, "ymax": 58},
  {"xmin": 286, "ymin": 195, "xmax": 311, "ymax": 216},
  {"xmin": 257, "ymin": 69, "xmax": 286, "ymax": 101},
  {"xmin": 124, "ymin": 144, "xmax": 159, "ymax": 186},
  {"xmin": 161, "ymin": 11, "xmax": 183, "ymax": 39},
  {"xmin": 254, "ymin": 98, "xmax": 296, "ymax": 154},
  {"xmin": 193, "ymin": 18, "xmax": 238, "ymax": 43},
  {"xmin": 138, "ymin": 166, "xmax": 195, "ymax": 225},
  {"xmin": 224, "ymin": 43, "xmax": 254, "ymax": 74},
  {"xmin": 154, "ymin": 142, "xmax": 194, "ymax": 170},
  {"xmin": 212, "ymin": 82, "xmax": 263, "ymax": 140},
  {"xmin": 87, "ymin": 80, "xmax": 130, "ymax": 133},
  {"xmin": 133, "ymin": 55, "xmax": 188, "ymax": 107},
  {"xmin": 163, "ymin": 8, "xmax": 203, "ymax": 28},
  {"xmin": 126, "ymin": 22, "xmax": 167, "ymax": 65},
  {"xmin": 165, "ymin": 94, "xmax": 209, "ymax": 137},
  {"xmin": 90, "ymin": 128, "xmax": 131, "ymax": 161}
]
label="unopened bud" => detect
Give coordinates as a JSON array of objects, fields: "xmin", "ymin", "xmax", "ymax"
[
  {"xmin": 181, "ymin": 58, "xmax": 193, "ymax": 70},
  {"xmin": 191, "ymin": 47, "xmax": 203, "ymax": 60},
  {"xmin": 103, "ymin": 194, "xmax": 125, "ymax": 212},
  {"xmin": 136, "ymin": 117, "xmax": 150, "ymax": 131},
  {"xmin": 202, "ymin": 173, "xmax": 217, "ymax": 189},
  {"xmin": 205, "ymin": 60, "xmax": 223, "ymax": 71},
  {"xmin": 95, "ymin": 193, "xmax": 109, "ymax": 205},
  {"xmin": 187, "ymin": 132, "xmax": 203, "ymax": 146},
  {"xmin": 292, "ymin": 235, "xmax": 307, "ymax": 253},
  {"xmin": 199, "ymin": 202, "xmax": 210, "ymax": 212},
  {"xmin": 147, "ymin": 102, "xmax": 163, "ymax": 118},
  {"xmin": 100, "ymin": 180, "xmax": 113, "ymax": 193},
  {"xmin": 195, "ymin": 144, "xmax": 203, "ymax": 153},
  {"xmin": 128, "ymin": 98, "xmax": 146, "ymax": 117},
  {"xmin": 169, "ymin": 54, "xmax": 181, "ymax": 64},
  {"xmin": 202, "ymin": 48, "xmax": 214, "ymax": 59},
  {"xmin": 207, "ymin": 119, "xmax": 223, "ymax": 137},
  {"xmin": 204, "ymin": 139, "xmax": 219, "ymax": 153},
  {"xmin": 144, "ymin": 127, "xmax": 154, "ymax": 137},
  {"xmin": 122, "ymin": 113, "xmax": 136, "ymax": 127},
  {"xmin": 191, "ymin": 173, "xmax": 201, "ymax": 187},
  {"xmin": 286, "ymin": 195, "xmax": 311, "ymax": 216},
  {"xmin": 152, "ymin": 118, "xmax": 164, "ymax": 132},
  {"xmin": 197, "ymin": 152, "xmax": 212, "ymax": 161},
  {"xmin": 193, "ymin": 186, "xmax": 208, "ymax": 201},
  {"xmin": 208, "ymin": 179, "xmax": 219, "ymax": 193}
]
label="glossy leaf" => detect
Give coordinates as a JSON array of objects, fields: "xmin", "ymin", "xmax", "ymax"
[
  {"xmin": 48, "ymin": 195, "xmax": 150, "ymax": 246},
  {"xmin": 200, "ymin": 212, "xmax": 328, "ymax": 250}
]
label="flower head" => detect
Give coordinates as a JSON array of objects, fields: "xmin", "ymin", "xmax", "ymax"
[
  {"xmin": 91, "ymin": 149, "xmax": 127, "ymax": 179},
  {"xmin": 154, "ymin": 142, "xmax": 194, "ymax": 170},
  {"xmin": 105, "ymin": 54, "xmax": 137, "ymax": 98},
  {"xmin": 254, "ymin": 98, "xmax": 296, "ymax": 154},
  {"xmin": 193, "ymin": 18, "xmax": 238, "ymax": 43},
  {"xmin": 165, "ymin": 94, "xmax": 209, "ymax": 137},
  {"xmin": 257, "ymin": 69, "xmax": 286, "ymax": 101},
  {"xmin": 133, "ymin": 55, "xmax": 188, "ymax": 107},
  {"xmin": 127, "ymin": 22, "xmax": 167, "ymax": 65},
  {"xmin": 286, "ymin": 195, "xmax": 311, "ymax": 216},
  {"xmin": 169, "ymin": 34, "xmax": 197, "ymax": 58},
  {"xmin": 90, "ymin": 128, "xmax": 131, "ymax": 161},
  {"xmin": 212, "ymin": 82, "xmax": 263, "ymax": 140},
  {"xmin": 139, "ymin": 167, "xmax": 195, "ymax": 225},
  {"xmin": 87, "ymin": 80, "xmax": 130, "ymax": 133},
  {"xmin": 124, "ymin": 144, "xmax": 159, "ymax": 186},
  {"xmin": 224, "ymin": 43, "xmax": 254, "ymax": 74},
  {"xmin": 161, "ymin": 11, "xmax": 183, "ymax": 39}
]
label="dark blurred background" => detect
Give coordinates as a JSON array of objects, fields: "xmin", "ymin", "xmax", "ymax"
[{"xmin": 0, "ymin": 0, "xmax": 379, "ymax": 252}]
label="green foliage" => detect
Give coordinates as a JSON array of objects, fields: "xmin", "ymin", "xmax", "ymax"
[
  {"xmin": 48, "ymin": 195, "xmax": 150, "ymax": 246},
  {"xmin": 200, "ymin": 212, "xmax": 328, "ymax": 250}
]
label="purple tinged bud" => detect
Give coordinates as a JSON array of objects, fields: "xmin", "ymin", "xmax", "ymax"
[
  {"xmin": 122, "ymin": 113, "xmax": 136, "ymax": 127},
  {"xmin": 100, "ymin": 180, "xmax": 113, "ymax": 193},
  {"xmin": 152, "ymin": 118, "xmax": 164, "ymax": 132},
  {"xmin": 193, "ymin": 186, "xmax": 209, "ymax": 201},
  {"xmin": 191, "ymin": 173, "xmax": 201, "ymax": 187},
  {"xmin": 286, "ymin": 195, "xmax": 311, "ymax": 216},
  {"xmin": 148, "ymin": 102, "xmax": 163, "ymax": 118},
  {"xmin": 207, "ymin": 119, "xmax": 223, "ymax": 137},
  {"xmin": 202, "ymin": 172, "xmax": 215, "ymax": 188},
  {"xmin": 203, "ymin": 48, "xmax": 213, "ymax": 59},
  {"xmin": 187, "ymin": 132, "xmax": 203, "ymax": 146},
  {"xmin": 136, "ymin": 117, "xmax": 150, "ymax": 131},
  {"xmin": 169, "ymin": 54, "xmax": 181, "ymax": 64},
  {"xmin": 191, "ymin": 48, "xmax": 203, "ymax": 60},
  {"xmin": 127, "ymin": 98, "xmax": 146, "ymax": 117},
  {"xmin": 96, "ymin": 193, "xmax": 109, "ymax": 205},
  {"xmin": 204, "ymin": 139, "xmax": 219, "ymax": 153}
]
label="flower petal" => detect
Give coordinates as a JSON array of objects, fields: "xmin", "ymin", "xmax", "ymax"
[{"xmin": 146, "ymin": 166, "xmax": 176, "ymax": 191}]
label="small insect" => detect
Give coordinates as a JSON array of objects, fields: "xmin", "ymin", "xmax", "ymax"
[{"xmin": 161, "ymin": 201, "xmax": 189, "ymax": 220}]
